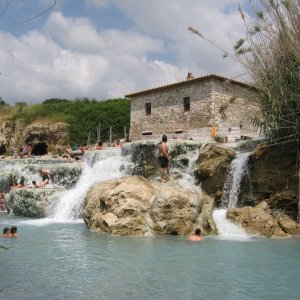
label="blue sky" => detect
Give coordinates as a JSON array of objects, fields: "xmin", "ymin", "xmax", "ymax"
[{"xmin": 0, "ymin": 0, "xmax": 252, "ymax": 104}]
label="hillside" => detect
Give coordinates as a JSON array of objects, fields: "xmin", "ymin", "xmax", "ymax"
[{"xmin": 0, "ymin": 98, "xmax": 131, "ymax": 147}]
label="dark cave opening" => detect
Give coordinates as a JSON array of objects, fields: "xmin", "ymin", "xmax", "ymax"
[
  {"xmin": 32, "ymin": 143, "xmax": 48, "ymax": 156},
  {"xmin": 0, "ymin": 143, "xmax": 6, "ymax": 155}
]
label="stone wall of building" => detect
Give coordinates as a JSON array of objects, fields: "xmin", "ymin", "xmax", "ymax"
[
  {"xmin": 210, "ymin": 80, "xmax": 260, "ymax": 130},
  {"xmin": 129, "ymin": 78, "xmax": 259, "ymax": 141}
]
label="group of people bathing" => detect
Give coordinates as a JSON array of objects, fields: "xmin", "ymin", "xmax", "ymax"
[
  {"xmin": 9, "ymin": 168, "xmax": 51, "ymax": 190},
  {"xmin": 4, "ymin": 135, "xmax": 203, "ymax": 241},
  {"xmin": 95, "ymin": 139, "xmax": 122, "ymax": 150},
  {"xmin": 2, "ymin": 226, "xmax": 18, "ymax": 238},
  {"xmin": 2, "ymin": 224, "xmax": 201, "ymax": 241},
  {"xmin": 0, "ymin": 168, "xmax": 50, "ymax": 213},
  {"xmin": 64, "ymin": 140, "xmax": 122, "ymax": 163}
]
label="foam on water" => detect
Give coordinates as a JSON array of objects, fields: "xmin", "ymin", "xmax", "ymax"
[
  {"xmin": 176, "ymin": 149, "xmax": 202, "ymax": 193},
  {"xmin": 213, "ymin": 151, "xmax": 252, "ymax": 240},
  {"xmin": 15, "ymin": 217, "xmax": 84, "ymax": 226},
  {"xmin": 213, "ymin": 209, "xmax": 250, "ymax": 240},
  {"xmin": 45, "ymin": 149, "xmax": 132, "ymax": 223}
]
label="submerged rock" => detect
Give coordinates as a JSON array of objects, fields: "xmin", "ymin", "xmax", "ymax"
[{"xmin": 83, "ymin": 175, "xmax": 217, "ymax": 236}]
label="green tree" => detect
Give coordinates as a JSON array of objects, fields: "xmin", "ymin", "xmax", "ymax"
[{"xmin": 0, "ymin": 97, "xmax": 9, "ymax": 106}]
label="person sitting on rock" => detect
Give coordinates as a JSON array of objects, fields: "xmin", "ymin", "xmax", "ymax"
[
  {"xmin": 65, "ymin": 144, "xmax": 72, "ymax": 162},
  {"xmin": 10, "ymin": 181, "xmax": 23, "ymax": 189},
  {"xmin": 37, "ymin": 168, "xmax": 51, "ymax": 188},
  {"xmin": 188, "ymin": 228, "xmax": 203, "ymax": 241}
]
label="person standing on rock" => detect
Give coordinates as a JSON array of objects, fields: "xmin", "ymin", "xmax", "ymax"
[
  {"xmin": 13, "ymin": 146, "xmax": 18, "ymax": 159},
  {"xmin": 27, "ymin": 144, "xmax": 32, "ymax": 157},
  {"xmin": 159, "ymin": 135, "xmax": 170, "ymax": 182}
]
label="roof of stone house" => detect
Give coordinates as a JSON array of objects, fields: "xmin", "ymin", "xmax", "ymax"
[{"xmin": 125, "ymin": 74, "xmax": 257, "ymax": 98}]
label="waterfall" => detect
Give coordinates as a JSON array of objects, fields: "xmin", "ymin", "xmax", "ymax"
[
  {"xmin": 47, "ymin": 148, "xmax": 132, "ymax": 222},
  {"xmin": 213, "ymin": 151, "xmax": 251, "ymax": 239},
  {"xmin": 221, "ymin": 152, "xmax": 251, "ymax": 208},
  {"xmin": 176, "ymin": 149, "xmax": 202, "ymax": 193}
]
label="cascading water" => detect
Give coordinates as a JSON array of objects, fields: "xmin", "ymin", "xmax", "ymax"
[
  {"xmin": 176, "ymin": 148, "xmax": 202, "ymax": 193},
  {"xmin": 221, "ymin": 152, "xmax": 251, "ymax": 209},
  {"xmin": 47, "ymin": 148, "xmax": 133, "ymax": 222},
  {"xmin": 0, "ymin": 158, "xmax": 81, "ymax": 190},
  {"xmin": 213, "ymin": 151, "xmax": 251, "ymax": 239}
]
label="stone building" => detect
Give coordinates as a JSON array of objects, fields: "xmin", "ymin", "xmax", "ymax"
[{"xmin": 125, "ymin": 74, "xmax": 261, "ymax": 142}]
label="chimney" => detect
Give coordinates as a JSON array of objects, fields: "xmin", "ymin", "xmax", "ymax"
[{"xmin": 186, "ymin": 72, "xmax": 194, "ymax": 80}]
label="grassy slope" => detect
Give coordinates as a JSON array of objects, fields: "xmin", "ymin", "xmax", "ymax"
[{"xmin": 0, "ymin": 98, "xmax": 131, "ymax": 145}]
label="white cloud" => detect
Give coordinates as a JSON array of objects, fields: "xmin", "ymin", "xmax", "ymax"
[
  {"xmin": 111, "ymin": 0, "xmax": 248, "ymax": 76},
  {"xmin": 0, "ymin": 0, "xmax": 253, "ymax": 104},
  {"xmin": 0, "ymin": 12, "xmax": 184, "ymax": 104},
  {"xmin": 45, "ymin": 12, "xmax": 165, "ymax": 56}
]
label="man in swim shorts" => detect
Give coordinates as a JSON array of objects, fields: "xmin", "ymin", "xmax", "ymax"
[{"xmin": 159, "ymin": 135, "xmax": 170, "ymax": 182}]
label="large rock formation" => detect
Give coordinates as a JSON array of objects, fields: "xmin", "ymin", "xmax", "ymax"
[
  {"xmin": 25, "ymin": 122, "xmax": 69, "ymax": 154},
  {"xmin": 122, "ymin": 140, "xmax": 201, "ymax": 179},
  {"xmin": 227, "ymin": 201, "xmax": 299, "ymax": 237},
  {"xmin": 247, "ymin": 144, "xmax": 298, "ymax": 203},
  {"xmin": 2, "ymin": 140, "xmax": 298, "ymax": 239},
  {"xmin": 7, "ymin": 188, "xmax": 64, "ymax": 217},
  {"xmin": 150, "ymin": 188, "xmax": 215, "ymax": 235},
  {"xmin": 83, "ymin": 176, "xmax": 217, "ymax": 236},
  {"xmin": 122, "ymin": 141, "xmax": 158, "ymax": 178},
  {"xmin": 0, "ymin": 120, "xmax": 69, "ymax": 155},
  {"xmin": 194, "ymin": 143, "xmax": 235, "ymax": 205}
]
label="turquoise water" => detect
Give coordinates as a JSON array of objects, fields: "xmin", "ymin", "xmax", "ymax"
[{"xmin": 1, "ymin": 214, "xmax": 300, "ymax": 300}]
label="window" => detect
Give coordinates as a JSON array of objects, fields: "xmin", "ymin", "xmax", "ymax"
[
  {"xmin": 145, "ymin": 102, "xmax": 151, "ymax": 115},
  {"xmin": 183, "ymin": 97, "xmax": 190, "ymax": 111}
]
